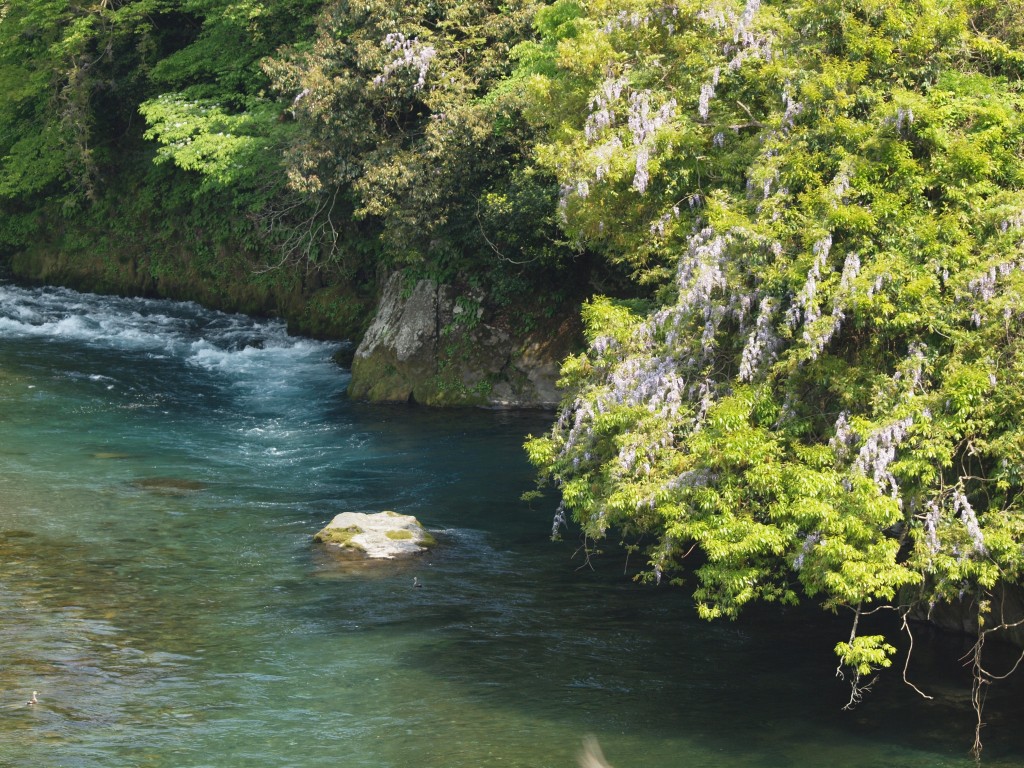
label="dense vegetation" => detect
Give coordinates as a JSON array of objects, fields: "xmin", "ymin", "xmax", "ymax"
[
  {"xmin": 0, "ymin": 0, "xmax": 582, "ymax": 334},
  {"xmin": 519, "ymin": 0, "xmax": 1024, "ymax": 754},
  {"xmin": 3, "ymin": 0, "xmax": 1024, "ymax": 755}
]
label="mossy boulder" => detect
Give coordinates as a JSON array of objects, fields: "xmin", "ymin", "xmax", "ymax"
[{"xmin": 313, "ymin": 511, "xmax": 436, "ymax": 559}]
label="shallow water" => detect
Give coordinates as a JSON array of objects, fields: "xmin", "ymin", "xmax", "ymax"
[{"xmin": 1, "ymin": 282, "xmax": 1023, "ymax": 767}]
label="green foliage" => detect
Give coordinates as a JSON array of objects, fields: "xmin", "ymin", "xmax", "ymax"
[
  {"xmin": 7, "ymin": 1, "xmax": 1024, "ymax": 725},
  {"xmin": 135, "ymin": 0, "xmax": 323, "ymax": 190},
  {"xmin": 0, "ymin": 0, "xmax": 368, "ymax": 279},
  {"xmin": 834, "ymin": 635, "xmax": 897, "ymax": 677},
  {"xmin": 261, "ymin": 0, "xmax": 577, "ymax": 278},
  {"xmin": 1, "ymin": 0, "xmax": 582, "ymax": 299},
  {"xmin": 148, "ymin": 0, "xmax": 322, "ymax": 97},
  {"xmin": 0, "ymin": 0, "xmax": 168, "ymax": 208},
  {"xmin": 4, "ymin": 0, "xmax": 1024, "ymax": 745},
  {"xmin": 139, "ymin": 94, "xmax": 285, "ymax": 187},
  {"xmin": 524, "ymin": 0, "xmax": 1024, "ymax": 693}
]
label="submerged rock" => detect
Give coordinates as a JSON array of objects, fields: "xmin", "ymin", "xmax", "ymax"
[
  {"xmin": 313, "ymin": 511, "xmax": 436, "ymax": 559},
  {"xmin": 131, "ymin": 477, "xmax": 208, "ymax": 494}
]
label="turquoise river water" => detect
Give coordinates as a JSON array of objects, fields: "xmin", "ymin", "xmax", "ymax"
[{"xmin": 2, "ymin": 282, "xmax": 1024, "ymax": 768}]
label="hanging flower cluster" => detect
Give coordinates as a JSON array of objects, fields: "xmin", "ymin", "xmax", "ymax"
[
  {"xmin": 372, "ymin": 33, "xmax": 436, "ymax": 91},
  {"xmin": 629, "ymin": 91, "xmax": 678, "ymax": 193},
  {"xmin": 852, "ymin": 416, "xmax": 915, "ymax": 498},
  {"xmin": 568, "ymin": 77, "xmax": 677, "ymax": 202},
  {"xmin": 524, "ymin": 0, "xmax": 1024, "ymax": 753},
  {"xmin": 738, "ymin": 298, "xmax": 778, "ymax": 381},
  {"xmin": 696, "ymin": 0, "xmax": 774, "ymax": 119}
]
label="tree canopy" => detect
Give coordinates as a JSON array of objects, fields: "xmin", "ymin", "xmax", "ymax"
[
  {"xmin": 522, "ymin": 0, "xmax": 1024, "ymax": 752},
  {"xmin": 0, "ymin": 0, "xmax": 579, "ymax": 301},
  {"xmin": 255, "ymin": 0, "xmax": 577, "ymax": 278}
]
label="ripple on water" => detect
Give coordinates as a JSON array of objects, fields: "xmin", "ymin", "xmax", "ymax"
[{"xmin": 2, "ymin": 283, "xmax": 1024, "ymax": 768}]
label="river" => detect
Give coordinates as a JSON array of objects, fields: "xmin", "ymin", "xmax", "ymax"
[{"xmin": 1, "ymin": 282, "xmax": 1022, "ymax": 767}]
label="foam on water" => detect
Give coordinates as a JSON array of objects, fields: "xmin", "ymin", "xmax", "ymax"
[
  {"xmin": 0, "ymin": 285, "xmax": 187, "ymax": 351},
  {"xmin": 0, "ymin": 282, "xmax": 334, "ymax": 363},
  {"xmin": 0, "ymin": 281, "xmax": 345, "ymax": 418}
]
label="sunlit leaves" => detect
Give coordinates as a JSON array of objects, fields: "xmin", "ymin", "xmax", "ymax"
[
  {"xmin": 834, "ymin": 635, "xmax": 896, "ymax": 676},
  {"xmin": 253, "ymin": 0, "xmax": 580, "ymax": 275},
  {"xmin": 139, "ymin": 94, "xmax": 284, "ymax": 187},
  {"xmin": 0, "ymin": 0, "xmax": 168, "ymax": 204},
  {"xmin": 525, "ymin": 0, "xmax": 1024, "ymax": 693}
]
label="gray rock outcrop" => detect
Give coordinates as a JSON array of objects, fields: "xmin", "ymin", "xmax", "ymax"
[
  {"xmin": 346, "ymin": 271, "xmax": 578, "ymax": 407},
  {"xmin": 909, "ymin": 582, "xmax": 1024, "ymax": 648}
]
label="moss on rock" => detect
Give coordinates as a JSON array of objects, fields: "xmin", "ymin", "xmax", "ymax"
[
  {"xmin": 313, "ymin": 511, "xmax": 435, "ymax": 559},
  {"xmin": 313, "ymin": 525, "xmax": 364, "ymax": 549}
]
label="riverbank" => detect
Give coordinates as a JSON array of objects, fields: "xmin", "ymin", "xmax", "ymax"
[
  {"xmin": 7, "ymin": 241, "xmax": 371, "ymax": 342},
  {"xmin": 5, "ymin": 245, "xmax": 583, "ymax": 408}
]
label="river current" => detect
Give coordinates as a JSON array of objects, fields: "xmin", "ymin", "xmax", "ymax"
[{"xmin": 1, "ymin": 282, "xmax": 1023, "ymax": 767}]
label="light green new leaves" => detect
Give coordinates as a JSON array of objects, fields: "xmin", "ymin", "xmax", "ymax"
[
  {"xmin": 524, "ymin": 0, "xmax": 1024, "ymax": 693},
  {"xmin": 139, "ymin": 95, "xmax": 284, "ymax": 187},
  {"xmin": 835, "ymin": 635, "xmax": 897, "ymax": 677}
]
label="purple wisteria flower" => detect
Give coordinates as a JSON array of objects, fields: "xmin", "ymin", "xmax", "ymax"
[{"xmin": 373, "ymin": 33, "xmax": 436, "ymax": 91}]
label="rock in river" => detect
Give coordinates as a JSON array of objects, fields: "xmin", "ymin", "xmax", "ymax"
[{"xmin": 313, "ymin": 511, "xmax": 436, "ymax": 559}]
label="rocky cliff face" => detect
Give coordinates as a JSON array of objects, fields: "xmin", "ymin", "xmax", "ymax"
[
  {"xmin": 909, "ymin": 583, "xmax": 1024, "ymax": 648},
  {"xmin": 347, "ymin": 272, "xmax": 579, "ymax": 408}
]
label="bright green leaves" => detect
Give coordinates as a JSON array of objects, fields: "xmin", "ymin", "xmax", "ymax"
[
  {"xmin": 533, "ymin": 0, "xmax": 586, "ymax": 41},
  {"xmin": 0, "ymin": 0, "xmax": 331, "ymax": 253},
  {"xmin": 794, "ymin": 0, "xmax": 963, "ymax": 85},
  {"xmin": 139, "ymin": 95, "xmax": 285, "ymax": 188},
  {"xmin": 150, "ymin": 0, "xmax": 321, "ymax": 96},
  {"xmin": 0, "ymin": 0, "xmax": 166, "ymax": 205},
  {"xmin": 260, "ymin": 0, "xmax": 568, "ymax": 271},
  {"xmin": 834, "ymin": 634, "xmax": 897, "ymax": 677},
  {"xmin": 0, "ymin": 128, "xmax": 68, "ymax": 200},
  {"xmin": 132, "ymin": 0, "xmax": 324, "ymax": 199},
  {"xmin": 525, "ymin": 0, "xmax": 1024, "ymax": 706}
]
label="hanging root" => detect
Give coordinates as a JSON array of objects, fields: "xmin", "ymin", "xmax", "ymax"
[
  {"xmin": 835, "ymin": 665, "xmax": 876, "ymax": 711},
  {"xmin": 958, "ymin": 590, "xmax": 1024, "ymax": 762},
  {"xmin": 964, "ymin": 633, "xmax": 988, "ymax": 763},
  {"xmin": 900, "ymin": 608, "xmax": 933, "ymax": 702}
]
